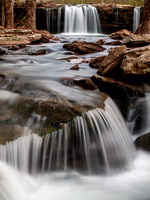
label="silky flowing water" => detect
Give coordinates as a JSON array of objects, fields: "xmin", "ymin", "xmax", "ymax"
[{"xmin": 0, "ymin": 34, "xmax": 150, "ymax": 200}]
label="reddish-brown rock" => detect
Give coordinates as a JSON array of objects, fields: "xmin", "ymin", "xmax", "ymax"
[
  {"xmin": 110, "ymin": 29, "xmax": 132, "ymax": 39},
  {"xmin": 97, "ymin": 45, "xmax": 126, "ymax": 75},
  {"xmin": 74, "ymin": 79, "xmax": 98, "ymax": 90},
  {"xmin": 70, "ymin": 64, "xmax": 79, "ymax": 70},
  {"xmin": 63, "ymin": 40, "xmax": 105, "ymax": 54},
  {"xmin": 89, "ymin": 55, "xmax": 106, "ymax": 69}
]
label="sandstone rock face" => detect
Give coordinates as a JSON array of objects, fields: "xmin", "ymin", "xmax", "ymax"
[
  {"xmin": 121, "ymin": 45, "xmax": 150, "ymax": 75},
  {"xmin": 110, "ymin": 29, "xmax": 132, "ymax": 39},
  {"xmin": 0, "ymin": 29, "xmax": 42, "ymax": 45},
  {"xmin": 63, "ymin": 40, "xmax": 105, "ymax": 54},
  {"xmin": 89, "ymin": 55, "xmax": 106, "ymax": 69},
  {"xmin": 122, "ymin": 34, "xmax": 150, "ymax": 46},
  {"xmin": 134, "ymin": 132, "xmax": 150, "ymax": 152},
  {"xmin": 97, "ymin": 45, "xmax": 126, "ymax": 75}
]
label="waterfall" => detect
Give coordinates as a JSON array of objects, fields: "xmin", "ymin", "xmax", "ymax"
[
  {"xmin": 64, "ymin": 5, "xmax": 101, "ymax": 33},
  {"xmin": 133, "ymin": 7, "xmax": 141, "ymax": 33},
  {"xmin": 0, "ymin": 97, "xmax": 135, "ymax": 174}
]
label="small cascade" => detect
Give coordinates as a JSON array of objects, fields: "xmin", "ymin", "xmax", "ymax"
[
  {"xmin": 0, "ymin": 98, "xmax": 135, "ymax": 174},
  {"xmin": 133, "ymin": 7, "xmax": 141, "ymax": 33},
  {"xmin": 64, "ymin": 5, "xmax": 101, "ymax": 33}
]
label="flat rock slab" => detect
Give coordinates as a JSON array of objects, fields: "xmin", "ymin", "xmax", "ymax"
[
  {"xmin": 121, "ymin": 45, "xmax": 150, "ymax": 75},
  {"xmin": 122, "ymin": 34, "xmax": 150, "ymax": 46},
  {"xmin": 0, "ymin": 29, "xmax": 42, "ymax": 45}
]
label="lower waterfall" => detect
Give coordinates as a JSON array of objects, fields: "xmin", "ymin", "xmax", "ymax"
[{"xmin": 0, "ymin": 97, "xmax": 135, "ymax": 174}]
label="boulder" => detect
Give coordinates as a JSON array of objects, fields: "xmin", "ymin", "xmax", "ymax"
[
  {"xmin": 110, "ymin": 29, "xmax": 132, "ymax": 39},
  {"xmin": 121, "ymin": 45, "xmax": 150, "ymax": 76},
  {"xmin": 97, "ymin": 45, "xmax": 126, "ymax": 76},
  {"xmin": 89, "ymin": 55, "xmax": 106, "ymax": 69},
  {"xmin": 134, "ymin": 132, "xmax": 150, "ymax": 152},
  {"xmin": 70, "ymin": 64, "xmax": 79, "ymax": 70},
  {"xmin": 36, "ymin": 30, "xmax": 59, "ymax": 43},
  {"xmin": 74, "ymin": 78, "xmax": 98, "ymax": 90},
  {"xmin": 122, "ymin": 34, "xmax": 150, "ymax": 46},
  {"xmin": 63, "ymin": 40, "xmax": 105, "ymax": 54}
]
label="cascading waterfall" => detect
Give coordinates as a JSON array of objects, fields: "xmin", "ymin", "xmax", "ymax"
[
  {"xmin": 133, "ymin": 7, "xmax": 141, "ymax": 33},
  {"xmin": 64, "ymin": 5, "xmax": 101, "ymax": 33},
  {"xmin": 0, "ymin": 97, "xmax": 135, "ymax": 174}
]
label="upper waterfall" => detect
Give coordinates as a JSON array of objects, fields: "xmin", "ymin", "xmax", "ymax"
[{"xmin": 64, "ymin": 5, "xmax": 101, "ymax": 33}]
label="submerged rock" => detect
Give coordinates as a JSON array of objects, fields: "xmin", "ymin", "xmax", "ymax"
[
  {"xmin": 110, "ymin": 29, "xmax": 132, "ymax": 39},
  {"xmin": 63, "ymin": 40, "xmax": 105, "ymax": 54},
  {"xmin": 28, "ymin": 48, "xmax": 46, "ymax": 55}
]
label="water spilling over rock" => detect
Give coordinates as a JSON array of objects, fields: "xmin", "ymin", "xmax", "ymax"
[{"xmin": 0, "ymin": 97, "xmax": 135, "ymax": 174}]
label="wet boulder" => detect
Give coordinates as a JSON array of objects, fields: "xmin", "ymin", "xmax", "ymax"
[
  {"xmin": 89, "ymin": 55, "xmax": 106, "ymax": 69},
  {"xmin": 97, "ymin": 45, "xmax": 126, "ymax": 76},
  {"xmin": 28, "ymin": 48, "xmax": 46, "ymax": 55},
  {"xmin": 63, "ymin": 40, "xmax": 105, "ymax": 54},
  {"xmin": 110, "ymin": 29, "xmax": 132, "ymax": 39},
  {"xmin": 74, "ymin": 78, "xmax": 98, "ymax": 90},
  {"xmin": 91, "ymin": 75, "xmax": 144, "ymax": 99},
  {"xmin": 70, "ymin": 64, "xmax": 79, "ymax": 70},
  {"xmin": 134, "ymin": 133, "xmax": 150, "ymax": 152},
  {"xmin": 122, "ymin": 34, "xmax": 150, "ymax": 47}
]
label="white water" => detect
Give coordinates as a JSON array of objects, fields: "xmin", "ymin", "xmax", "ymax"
[
  {"xmin": 0, "ymin": 151, "xmax": 150, "ymax": 200},
  {"xmin": 64, "ymin": 5, "xmax": 101, "ymax": 34},
  {"xmin": 0, "ymin": 97, "xmax": 135, "ymax": 174},
  {"xmin": 133, "ymin": 7, "xmax": 141, "ymax": 33}
]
